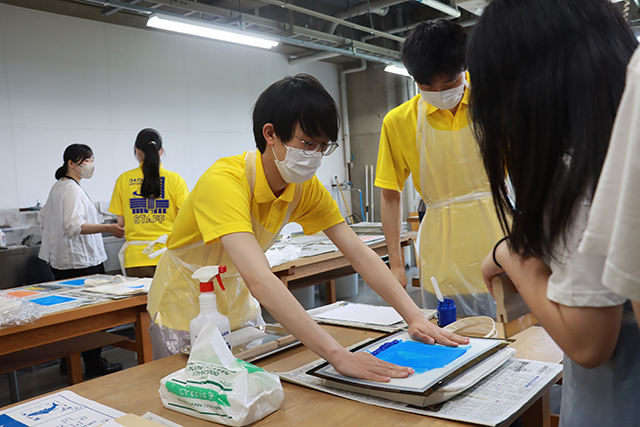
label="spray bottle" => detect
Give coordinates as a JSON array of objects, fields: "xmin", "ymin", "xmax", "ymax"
[{"xmin": 190, "ymin": 265, "xmax": 231, "ymax": 350}]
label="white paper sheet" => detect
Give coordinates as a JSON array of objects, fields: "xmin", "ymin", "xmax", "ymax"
[
  {"xmin": 83, "ymin": 278, "xmax": 152, "ymax": 296},
  {"xmin": 308, "ymin": 301, "xmax": 436, "ymax": 333},
  {"xmin": 0, "ymin": 390, "xmax": 125, "ymax": 426},
  {"xmin": 313, "ymin": 303, "xmax": 403, "ymax": 326}
]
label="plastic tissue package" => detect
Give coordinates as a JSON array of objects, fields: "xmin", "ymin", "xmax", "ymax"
[
  {"xmin": 0, "ymin": 291, "xmax": 44, "ymax": 329},
  {"xmin": 159, "ymin": 323, "xmax": 284, "ymax": 426},
  {"xmin": 264, "ymin": 244, "xmax": 301, "ymax": 268}
]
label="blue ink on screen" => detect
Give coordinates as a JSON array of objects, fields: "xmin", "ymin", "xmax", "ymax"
[
  {"xmin": 0, "ymin": 414, "xmax": 29, "ymax": 427},
  {"xmin": 58, "ymin": 279, "xmax": 86, "ymax": 286},
  {"xmin": 30, "ymin": 295, "xmax": 77, "ymax": 306},
  {"xmin": 372, "ymin": 340, "xmax": 469, "ymax": 373}
]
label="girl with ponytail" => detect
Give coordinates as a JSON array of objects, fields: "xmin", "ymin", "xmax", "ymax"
[{"xmin": 109, "ymin": 128, "xmax": 189, "ymax": 278}]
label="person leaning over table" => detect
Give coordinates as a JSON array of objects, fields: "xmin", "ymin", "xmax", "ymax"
[
  {"xmin": 38, "ymin": 143, "xmax": 125, "ymax": 377},
  {"xmin": 375, "ymin": 20, "xmax": 504, "ymax": 317},
  {"xmin": 469, "ymin": 0, "xmax": 640, "ymax": 425},
  {"xmin": 109, "ymin": 128, "xmax": 189, "ymax": 278},
  {"xmin": 579, "ymin": 46, "xmax": 640, "ymax": 329},
  {"xmin": 147, "ymin": 73, "xmax": 468, "ymax": 381}
]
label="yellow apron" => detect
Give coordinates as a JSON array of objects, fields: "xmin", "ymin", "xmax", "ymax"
[
  {"xmin": 416, "ymin": 98, "xmax": 504, "ymax": 317},
  {"xmin": 147, "ymin": 150, "xmax": 301, "ymax": 357}
]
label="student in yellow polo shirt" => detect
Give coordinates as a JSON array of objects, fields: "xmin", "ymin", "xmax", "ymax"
[
  {"xmin": 148, "ymin": 74, "xmax": 467, "ymax": 381},
  {"xmin": 376, "ymin": 20, "xmax": 505, "ymax": 317},
  {"xmin": 109, "ymin": 128, "xmax": 189, "ymax": 277}
]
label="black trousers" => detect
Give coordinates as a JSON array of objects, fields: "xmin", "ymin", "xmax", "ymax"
[{"xmin": 51, "ymin": 263, "xmax": 106, "ymax": 362}]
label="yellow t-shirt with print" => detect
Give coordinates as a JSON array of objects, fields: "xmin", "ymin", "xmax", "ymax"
[
  {"xmin": 109, "ymin": 165, "xmax": 189, "ymax": 267},
  {"xmin": 167, "ymin": 150, "xmax": 344, "ymax": 250}
]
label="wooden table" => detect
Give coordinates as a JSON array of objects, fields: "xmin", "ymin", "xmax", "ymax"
[
  {"xmin": 32, "ymin": 324, "xmax": 562, "ymax": 427},
  {"xmin": 0, "ymin": 293, "xmax": 152, "ymax": 401},
  {"xmin": 272, "ymin": 232, "xmax": 416, "ymax": 303},
  {"xmin": 0, "ymin": 294, "xmax": 152, "ymax": 363}
]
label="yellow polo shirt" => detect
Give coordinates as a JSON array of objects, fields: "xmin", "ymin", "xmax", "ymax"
[
  {"xmin": 109, "ymin": 165, "xmax": 189, "ymax": 267},
  {"xmin": 167, "ymin": 151, "xmax": 344, "ymax": 249},
  {"xmin": 375, "ymin": 76, "xmax": 471, "ymax": 195}
]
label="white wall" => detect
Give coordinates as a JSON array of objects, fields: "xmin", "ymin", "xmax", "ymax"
[{"xmin": 0, "ymin": 3, "xmax": 346, "ymax": 210}]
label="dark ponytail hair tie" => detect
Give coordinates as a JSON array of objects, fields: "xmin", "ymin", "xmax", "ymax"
[{"xmin": 493, "ymin": 236, "xmax": 509, "ymax": 269}]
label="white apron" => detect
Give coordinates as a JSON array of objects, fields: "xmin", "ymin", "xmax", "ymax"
[
  {"xmin": 147, "ymin": 151, "xmax": 301, "ymax": 357},
  {"xmin": 416, "ymin": 99, "xmax": 503, "ymax": 317}
]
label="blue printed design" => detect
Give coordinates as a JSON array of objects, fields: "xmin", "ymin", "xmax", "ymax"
[
  {"xmin": 128, "ymin": 177, "xmax": 169, "ymax": 214},
  {"xmin": 372, "ymin": 340, "xmax": 469, "ymax": 374},
  {"xmin": 30, "ymin": 295, "xmax": 77, "ymax": 306},
  {"xmin": 0, "ymin": 414, "xmax": 29, "ymax": 427},
  {"xmin": 58, "ymin": 279, "xmax": 85, "ymax": 286}
]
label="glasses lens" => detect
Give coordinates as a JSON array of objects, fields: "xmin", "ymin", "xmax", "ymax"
[
  {"xmin": 323, "ymin": 143, "xmax": 338, "ymax": 156},
  {"xmin": 303, "ymin": 141, "xmax": 321, "ymax": 154}
]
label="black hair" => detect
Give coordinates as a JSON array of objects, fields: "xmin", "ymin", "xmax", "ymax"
[
  {"xmin": 252, "ymin": 74, "xmax": 339, "ymax": 153},
  {"xmin": 135, "ymin": 128, "xmax": 163, "ymax": 199},
  {"xmin": 468, "ymin": 0, "xmax": 638, "ymax": 259},
  {"xmin": 402, "ymin": 20, "xmax": 468, "ymax": 86},
  {"xmin": 55, "ymin": 144, "xmax": 93, "ymax": 180}
]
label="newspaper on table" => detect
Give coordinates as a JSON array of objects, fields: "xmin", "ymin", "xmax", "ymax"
[
  {"xmin": 308, "ymin": 301, "xmax": 436, "ymax": 333},
  {"xmin": 277, "ymin": 356, "xmax": 562, "ymax": 426},
  {"xmin": 268, "ymin": 232, "xmax": 388, "ymax": 263},
  {"xmin": 0, "ymin": 390, "xmax": 125, "ymax": 426}
]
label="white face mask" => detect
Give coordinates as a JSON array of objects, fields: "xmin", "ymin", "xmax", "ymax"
[
  {"xmin": 419, "ymin": 75, "xmax": 467, "ymax": 111},
  {"xmin": 271, "ymin": 143, "xmax": 322, "ymax": 184},
  {"xmin": 76, "ymin": 163, "xmax": 95, "ymax": 179}
]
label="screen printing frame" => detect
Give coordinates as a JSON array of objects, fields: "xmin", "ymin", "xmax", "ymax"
[{"xmin": 307, "ymin": 330, "xmax": 511, "ymax": 398}]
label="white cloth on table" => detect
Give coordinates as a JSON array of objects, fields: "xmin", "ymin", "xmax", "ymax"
[{"xmin": 578, "ymin": 47, "xmax": 640, "ymax": 302}]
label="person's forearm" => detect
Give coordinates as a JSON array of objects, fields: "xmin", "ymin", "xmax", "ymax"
[
  {"xmin": 80, "ymin": 223, "xmax": 109, "ymax": 235},
  {"xmin": 329, "ymin": 223, "xmax": 424, "ymax": 324},
  {"xmin": 380, "ymin": 189, "xmax": 403, "ymax": 269},
  {"xmin": 494, "ymin": 243, "xmax": 623, "ymax": 368},
  {"xmin": 350, "ymin": 241, "xmax": 424, "ymax": 323},
  {"xmin": 246, "ymin": 274, "xmax": 348, "ymax": 361}
]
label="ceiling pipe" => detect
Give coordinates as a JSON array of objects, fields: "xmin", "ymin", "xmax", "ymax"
[
  {"xmin": 340, "ymin": 60, "xmax": 368, "ymax": 180},
  {"xmin": 361, "ymin": 21, "xmax": 419, "ymax": 41},
  {"xmin": 258, "ymin": 0, "xmax": 405, "ymax": 43},
  {"xmin": 289, "ymin": 51, "xmax": 341, "ymax": 65},
  {"xmin": 82, "ymin": 0, "xmax": 405, "ymax": 65},
  {"xmin": 323, "ymin": 0, "xmax": 408, "ymax": 35}
]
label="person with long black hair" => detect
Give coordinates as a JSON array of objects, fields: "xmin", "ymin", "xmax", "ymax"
[
  {"xmin": 468, "ymin": 0, "xmax": 640, "ymax": 424},
  {"xmin": 109, "ymin": 128, "xmax": 188, "ymax": 278},
  {"xmin": 38, "ymin": 143, "xmax": 125, "ymax": 377}
]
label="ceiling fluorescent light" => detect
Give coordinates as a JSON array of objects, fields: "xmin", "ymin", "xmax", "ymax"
[
  {"xmin": 384, "ymin": 64, "xmax": 411, "ymax": 77},
  {"xmin": 415, "ymin": 0, "xmax": 461, "ymax": 18},
  {"xmin": 147, "ymin": 14, "xmax": 279, "ymax": 49}
]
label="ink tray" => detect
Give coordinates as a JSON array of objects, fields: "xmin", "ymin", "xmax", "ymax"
[{"xmin": 181, "ymin": 324, "xmax": 299, "ymax": 363}]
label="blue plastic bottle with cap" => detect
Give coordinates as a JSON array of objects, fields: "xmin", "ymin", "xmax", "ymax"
[{"xmin": 437, "ymin": 298, "xmax": 457, "ymax": 327}]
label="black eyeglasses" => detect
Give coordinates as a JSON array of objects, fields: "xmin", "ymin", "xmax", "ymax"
[{"xmin": 290, "ymin": 135, "xmax": 339, "ymax": 156}]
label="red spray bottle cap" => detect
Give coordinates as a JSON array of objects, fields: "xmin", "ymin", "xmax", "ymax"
[{"xmin": 196, "ymin": 265, "xmax": 227, "ymax": 292}]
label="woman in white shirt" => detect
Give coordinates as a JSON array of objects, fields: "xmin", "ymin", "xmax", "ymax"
[
  {"xmin": 468, "ymin": 0, "xmax": 640, "ymax": 426},
  {"xmin": 39, "ymin": 143, "xmax": 125, "ymax": 377}
]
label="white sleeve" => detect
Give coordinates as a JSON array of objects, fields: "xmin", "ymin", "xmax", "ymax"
[
  {"xmin": 61, "ymin": 184, "xmax": 87, "ymax": 239},
  {"xmin": 579, "ymin": 49, "xmax": 640, "ymax": 301},
  {"xmin": 547, "ymin": 202, "xmax": 626, "ymax": 307}
]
